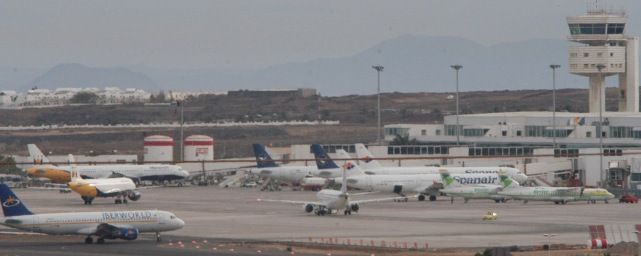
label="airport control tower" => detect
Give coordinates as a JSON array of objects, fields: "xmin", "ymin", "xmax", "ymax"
[{"xmin": 567, "ymin": 10, "xmax": 639, "ymax": 113}]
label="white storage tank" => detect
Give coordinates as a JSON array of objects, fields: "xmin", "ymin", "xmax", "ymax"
[
  {"xmin": 144, "ymin": 135, "xmax": 174, "ymax": 163},
  {"xmin": 184, "ymin": 135, "xmax": 214, "ymax": 161}
]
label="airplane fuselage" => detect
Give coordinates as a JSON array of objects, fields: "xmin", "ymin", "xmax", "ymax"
[
  {"xmin": 249, "ymin": 166, "xmax": 317, "ymax": 183},
  {"xmin": 26, "ymin": 164, "xmax": 189, "ymax": 183},
  {"xmin": 498, "ymin": 187, "xmax": 614, "ymax": 203},
  {"xmin": 1, "ymin": 210, "xmax": 184, "ymax": 235},
  {"xmin": 345, "ymin": 173, "xmax": 502, "ymax": 193}
]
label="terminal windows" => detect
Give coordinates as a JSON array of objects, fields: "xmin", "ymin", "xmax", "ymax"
[{"xmin": 421, "ymin": 129, "xmax": 426, "ymax": 136}]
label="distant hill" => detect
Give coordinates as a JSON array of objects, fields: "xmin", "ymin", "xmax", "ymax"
[
  {"xmin": 139, "ymin": 35, "xmax": 596, "ymax": 95},
  {"xmin": 29, "ymin": 63, "xmax": 157, "ymax": 90},
  {"xmin": 3, "ymin": 35, "xmax": 639, "ymax": 95}
]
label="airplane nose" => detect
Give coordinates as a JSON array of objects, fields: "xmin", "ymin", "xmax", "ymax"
[{"xmin": 177, "ymin": 218, "xmax": 185, "ymax": 228}]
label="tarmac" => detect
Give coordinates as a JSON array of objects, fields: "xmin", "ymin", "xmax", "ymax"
[{"xmin": 1, "ymin": 185, "xmax": 639, "ymax": 255}]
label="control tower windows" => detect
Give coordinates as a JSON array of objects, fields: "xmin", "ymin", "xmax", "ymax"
[
  {"xmin": 568, "ymin": 23, "xmax": 624, "ymax": 35},
  {"xmin": 607, "ymin": 23, "xmax": 625, "ymax": 34}
]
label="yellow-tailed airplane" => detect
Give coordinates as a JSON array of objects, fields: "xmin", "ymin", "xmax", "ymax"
[{"xmin": 67, "ymin": 155, "xmax": 140, "ymax": 205}]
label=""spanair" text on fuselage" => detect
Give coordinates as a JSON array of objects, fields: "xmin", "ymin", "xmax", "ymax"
[{"xmin": 452, "ymin": 176, "xmax": 498, "ymax": 184}]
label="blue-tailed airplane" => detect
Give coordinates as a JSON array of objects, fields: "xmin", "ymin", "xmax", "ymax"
[{"xmin": 0, "ymin": 184, "xmax": 184, "ymax": 244}]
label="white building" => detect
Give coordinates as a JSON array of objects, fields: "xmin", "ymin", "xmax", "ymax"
[{"xmin": 0, "ymin": 87, "xmax": 152, "ymax": 107}]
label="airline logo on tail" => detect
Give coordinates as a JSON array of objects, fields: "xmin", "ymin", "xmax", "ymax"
[
  {"xmin": 439, "ymin": 170, "xmax": 456, "ymax": 187},
  {"xmin": 311, "ymin": 144, "xmax": 339, "ymax": 169},
  {"xmin": 344, "ymin": 162, "xmax": 355, "ymax": 170},
  {"xmin": 499, "ymin": 172, "xmax": 514, "ymax": 188},
  {"xmin": 2, "ymin": 195, "xmax": 20, "ymax": 208}
]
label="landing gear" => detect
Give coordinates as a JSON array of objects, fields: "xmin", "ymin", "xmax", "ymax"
[
  {"xmin": 418, "ymin": 194, "xmax": 426, "ymax": 201},
  {"xmin": 82, "ymin": 196, "xmax": 94, "ymax": 205},
  {"xmin": 315, "ymin": 208, "xmax": 328, "ymax": 216},
  {"xmin": 115, "ymin": 198, "xmax": 122, "ymax": 204},
  {"xmin": 429, "ymin": 195, "xmax": 437, "ymax": 201},
  {"xmin": 343, "ymin": 209, "xmax": 352, "ymax": 215},
  {"xmin": 156, "ymin": 232, "xmax": 161, "ymax": 242},
  {"xmin": 123, "ymin": 198, "xmax": 128, "ymax": 204},
  {"xmin": 85, "ymin": 236, "xmax": 93, "ymax": 244},
  {"xmin": 97, "ymin": 238, "xmax": 105, "ymax": 244}
]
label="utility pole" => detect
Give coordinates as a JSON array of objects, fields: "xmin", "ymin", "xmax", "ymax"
[
  {"xmin": 450, "ymin": 65, "xmax": 463, "ymax": 146},
  {"xmin": 372, "ymin": 65, "xmax": 384, "ymax": 145},
  {"xmin": 550, "ymin": 64, "xmax": 561, "ymax": 149}
]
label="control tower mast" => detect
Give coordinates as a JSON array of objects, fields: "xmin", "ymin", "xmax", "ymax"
[{"xmin": 567, "ymin": 9, "xmax": 639, "ymax": 113}]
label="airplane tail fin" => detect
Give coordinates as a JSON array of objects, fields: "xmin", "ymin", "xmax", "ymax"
[
  {"xmin": 27, "ymin": 144, "xmax": 50, "ymax": 164},
  {"xmin": 252, "ymin": 144, "xmax": 278, "ymax": 168},
  {"xmin": 354, "ymin": 144, "xmax": 382, "ymax": 169},
  {"xmin": 310, "ymin": 144, "xmax": 339, "ymax": 170},
  {"xmin": 335, "ymin": 149, "xmax": 366, "ymax": 176},
  {"xmin": 0, "ymin": 184, "xmax": 33, "ymax": 216},
  {"xmin": 340, "ymin": 163, "xmax": 349, "ymax": 193},
  {"xmin": 68, "ymin": 154, "xmax": 82, "ymax": 182},
  {"xmin": 439, "ymin": 169, "xmax": 459, "ymax": 188},
  {"xmin": 498, "ymin": 169, "xmax": 519, "ymax": 189}
]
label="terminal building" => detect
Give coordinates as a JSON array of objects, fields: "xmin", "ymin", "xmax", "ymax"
[{"xmin": 379, "ymin": 9, "xmax": 641, "ymax": 189}]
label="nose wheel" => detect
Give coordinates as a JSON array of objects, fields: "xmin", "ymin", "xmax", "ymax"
[{"xmin": 84, "ymin": 236, "xmax": 93, "ymax": 244}]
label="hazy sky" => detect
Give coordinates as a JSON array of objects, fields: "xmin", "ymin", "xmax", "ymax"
[{"xmin": 1, "ymin": 0, "xmax": 639, "ymax": 70}]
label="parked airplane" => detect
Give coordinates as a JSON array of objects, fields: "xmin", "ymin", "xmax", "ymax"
[
  {"xmin": 25, "ymin": 144, "xmax": 189, "ymax": 184},
  {"xmin": 67, "ymin": 155, "xmax": 140, "ymax": 205},
  {"xmin": 354, "ymin": 143, "xmax": 529, "ymax": 183},
  {"xmin": 497, "ymin": 183, "xmax": 615, "ymax": 204},
  {"xmin": 248, "ymin": 144, "xmax": 317, "ymax": 184},
  {"xmin": 439, "ymin": 170, "xmax": 519, "ymax": 203},
  {"xmin": 309, "ymin": 144, "xmax": 360, "ymax": 178},
  {"xmin": 0, "ymin": 184, "xmax": 184, "ymax": 244},
  {"xmin": 314, "ymin": 145, "xmax": 518, "ymax": 201},
  {"xmin": 258, "ymin": 163, "xmax": 404, "ymax": 216}
]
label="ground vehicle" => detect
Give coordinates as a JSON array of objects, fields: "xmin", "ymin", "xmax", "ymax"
[
  {"xmin": 482, "ymin": 211, "xmax": 498, "ymax": 221},
  {"xmin": 619, "ymin": 194, "xmax": 639, "ymax": 203}
]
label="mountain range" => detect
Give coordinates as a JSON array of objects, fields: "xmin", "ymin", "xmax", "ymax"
[{"xmin": 1, "ymin": 35, "xmax": 636, "ymax": 95}]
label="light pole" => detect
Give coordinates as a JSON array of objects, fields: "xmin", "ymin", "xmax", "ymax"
[
  {"xmin": 543, "ymin": 233, "xmax": 556, "ymax": 256},
  {"xmin": 596, "ymin": 63, "xmax": 606, "ymax": 188},
  {"xmin": 550, "ymin": 65, "xmax": 560, "ymax": 149},
  {"xmin": 372, "ymin": 65, "xmax": 384, "ymax": 145},
  {"xmin": 174, "ymin": 100, "xmax": 185, "ymax": 162},
  {"xmin": 450, "ymin": 65, "xmax": 463, "ymax": 146}
]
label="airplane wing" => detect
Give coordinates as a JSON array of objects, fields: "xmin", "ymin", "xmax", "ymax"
[
  {"xmin": 351, "ymin": 194, "xmax": 416, "ymax": 204},
  {"xmin": 98, "ymin": 188, "xmax": 125, "ymax": 196},
  {"xmin": 256, "ymin": 198, "xmax": 327, "ymax": 207}
]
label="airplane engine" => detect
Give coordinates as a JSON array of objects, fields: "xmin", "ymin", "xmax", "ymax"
[
  {"xmin": 304, "ymin": 204, "xmax": 314, "ymax": 213},
  {"xmin": 350, "ymin": 203, "xmax": 360, "ymax": 212},
  {"xmin": 118, "ymin": 228, "xmax": 139, "ymax": 240},
  {"xmin": 127, "ymin": 191, "xmax": 141, "ymax": 201}
]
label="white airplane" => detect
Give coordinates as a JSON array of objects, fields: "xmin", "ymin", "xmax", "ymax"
[
  {"xmin": 0, "ymin": 184, "xmax": 184, "ymax": 244},
  {"xmin": 247, "ymin": 144, "xmax": 317, "ymax": 184},
  {"xmin": 25, "ymin": 144, "xmax": 189, "ymax": 184},
  {"xmin": 258, "ymin": 163, "xmax": 405, "ymax": 216},
  {"xmin": 354, "ymin": 143, "xmax": 529, "ymax": 183},
  {"xmin": 497, "ymin": 183, "xmax": 615, "ymax": 204},
  {"xmin": 67, "ymin": 155, "xmax": 140, "ymax": 205},
  {"xmin": 439, "ymin": 169, "xmax": 519, "ymax": 203}
]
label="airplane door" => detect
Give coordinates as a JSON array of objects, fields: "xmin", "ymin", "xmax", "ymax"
[
  {"xmin": 156, "ymin": 212, "xmax": 166, "ymax": 225},
  {"xmin": 393, "ymin": 185, "xmax": 403, "ymax": 194},
  {"xmin": 31, "ymin": 216, "xmax": 41, "ymax": 233}
]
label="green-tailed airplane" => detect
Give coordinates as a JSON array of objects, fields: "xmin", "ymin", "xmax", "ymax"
[
  {"xmin": 439, "ymin": 169, "xmax": 518, "ymax": 203},
  {"xmin": 497, "ymin": 182, "xmax": 614, "ymax": 204}
]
